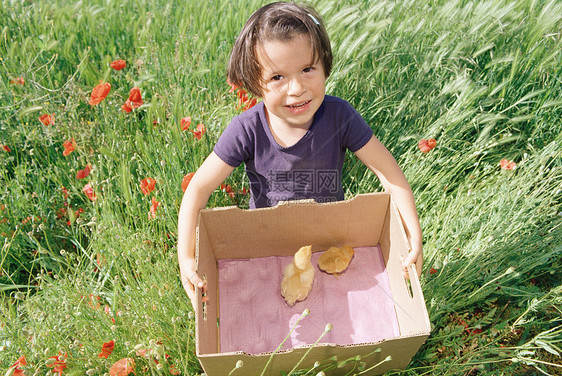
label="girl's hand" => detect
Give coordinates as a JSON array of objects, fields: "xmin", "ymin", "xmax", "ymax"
[
  {"xmin": 401, "ymin": 242, "xmax": 423, "ymax": 280},
  {"xmin": 180, "ymin": 260, "xmax": 208, "ymax": 308}
]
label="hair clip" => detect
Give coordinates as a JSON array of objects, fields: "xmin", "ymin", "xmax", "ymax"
[{"xmin": 308, "ymin": 13, "xmax": 320, "ymax": 26}]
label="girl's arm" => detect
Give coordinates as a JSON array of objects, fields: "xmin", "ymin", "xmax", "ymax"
[
  {"xmin": 177, "ymin": 152, "xmax": 235, "ymax": 307},
  {"xmin": 354, "ymin": 136, "xmax": 423, "ymax": 279}
]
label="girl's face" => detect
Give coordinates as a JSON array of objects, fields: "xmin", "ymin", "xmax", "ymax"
[{"xmin": 256, "ymin": 34, "xmax": 326, "ymax": 131}]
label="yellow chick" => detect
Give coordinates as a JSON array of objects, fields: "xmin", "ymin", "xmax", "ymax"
[
  {"xmin": 281, "ymin": 245, "xmax": 315, "ymax": 306},
  {"xmin": 318, "ymin": 246, "xmax": 355, "ymax": 274}
]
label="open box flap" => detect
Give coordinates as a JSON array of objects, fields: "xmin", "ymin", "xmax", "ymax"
[
  {"xmin": 380, "ymin": 199, "xmax": 431, "ymax": 336},
  {"xmin": 197, "ymin": 193, "xmax": 390, "ymax": 260}
]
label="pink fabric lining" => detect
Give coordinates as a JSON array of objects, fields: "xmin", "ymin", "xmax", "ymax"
[{"xmin": 217, "ymin": 246, "xmax": 400, "ymax": 354}]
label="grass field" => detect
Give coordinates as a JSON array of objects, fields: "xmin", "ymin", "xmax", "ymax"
[{"xmin": 1, "ymin": 0, "xmax": 561, "ymax": 375}]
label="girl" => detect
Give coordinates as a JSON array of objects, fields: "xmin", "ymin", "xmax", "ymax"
[{"xmin": 178, "ymin": 1, "xmax": 423, "ymax": 307}]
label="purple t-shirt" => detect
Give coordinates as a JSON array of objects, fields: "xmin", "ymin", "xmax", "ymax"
[{"xmin": 214, "ymin": 95, "xmax": 373, "ymax": 208}]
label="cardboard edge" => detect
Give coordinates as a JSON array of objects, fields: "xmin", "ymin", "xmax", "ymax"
[
  {"xmin": 198, "ymin": 333, "xmax": 431, "ymax": 376},
  {"xmin": 196, "ymin": 331, "xmax": 431, "ymax": 358},
  {"xmin": 405, "ymin": 265, "xmax": 432, "ymax": 331},
  {"xmin": 389, "ymin": 198, "xmax": 411, "ymax": 255},
  {"xmin": 195, "ymin": 211, "xmax": 220, "ymax": 355},
  {"xmin": 194, "ymin": 213, "xmax": 202, "ymax": 356},
  {"xmin": 199, "ymin": 192, "xmax": 389, "ymax": 214}
]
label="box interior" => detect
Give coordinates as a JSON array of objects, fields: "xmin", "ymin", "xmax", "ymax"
[{"xmin": 217, "ymin": 245, "xmax": 400, "ymax": 354}]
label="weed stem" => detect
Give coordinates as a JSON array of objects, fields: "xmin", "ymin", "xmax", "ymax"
[{"xmin": 259, "ymin": 309, "xmax": 309, "ymax": 376}]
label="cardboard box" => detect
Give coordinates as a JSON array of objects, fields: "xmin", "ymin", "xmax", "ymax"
[{"xmin": 195, "ymin": 193, "xmax": 430, "ymax": 375}]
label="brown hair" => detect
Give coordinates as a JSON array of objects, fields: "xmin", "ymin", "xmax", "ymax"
[{"xmin": 227, "ymin": 1, "xmax": 332, "ymax": 97}]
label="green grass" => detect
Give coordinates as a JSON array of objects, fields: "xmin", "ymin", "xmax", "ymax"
[{"xmin": 1, "ymin": 0, "xmax": 561, "ymax": 375}]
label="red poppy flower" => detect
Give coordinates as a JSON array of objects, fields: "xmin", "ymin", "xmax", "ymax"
[
  {"xmin": 13, "ymin": 355, "xmax": 27, "ymax": 367},
  {"xmin": 227, "ymin": 79, "xmax": 239, "ymax": 93},
  {"xmin": 221, "ymin": 183, "xmax": 235, "ymax": 199},
  {"xmin": 110, "ymin": 60, "xmax": 126, "ymax": 70},
  {"xmin": 103, "ymin": 304, "xmax": 120, "ymax": 318},
  {"xmin": 181, "ymin": 172, "xmax": 195, "ymax": 192},
  {"xmin": 63, "ymin": 139, "xmax": 76, "ymax": 156},
  {"xmin": 96, "ymin": 253, "xmax": 107, "ymax": 269},
  {"xmin": 46, "ymin": 352, "xmax": 67, "ymax": 376},
  {"xmin": 180, "ymin": 116, "xmax": 191, "ymax": 131},
  {"xmin": 140, "ymin": 177, "xmax": 156, "ymax": 195},
  {"xmin": 237, "ymin": 88, "xmax": 247, "ymax": 100},
  {"xmin": 418, "ymin": 138, "xmax": 436, "ymax": 153},
  {"xmin": 109, "ymin": 358, "xmax": 135, "ymax": 376},
  {"xmin": 99, "ymin": 340, "xmax": 115, "ymax": 359},
  {"xmin": 76, "ymin": 164, "xmax": 92, "ymax": 179},
  {"xmin": 149, "ymin": 197, "xmax": 160, "ymax": 219},
  {"xmin": 128, "ymin": 87, "xmax": 143, "ymax": 108},
  {"xmin": 9, "ymin": 355, "xmax": 27, "ymax": 376},
  {"xmin": 121, "ymin": 87, "xmax": 143, "ymax": 113},
  {"xmin": 39, "ymin": 114, "xmax": 55, "ymax": 126},
  {"xmin": 56, "ymin": 207, "xmax": 67, "ymax": 219},
  {"xmin": 430, "ymin": 268, "xmax": 438, "ymax": 274},
  {"xmin": 243, "ymin": 98, "xmax": 258, "ymax": 111},
  {"xmin": 62, "ymin": 186, "xmax": 69, "ymax": 200},
  {"xmin": 3, "ymin": 145, "xmax": 11, "ymax": 152},
  {"xmin": 121, "ymin": 99, "xmax": 136, "ymax": 112},
  {"xmin": 499, "ymin": 159, "xmax": 516, "ymax": 170},
  {"xmin": 121, "ymin": 101, "xmax": 133, "ymax": 113},
  {"xmin": 10, "ymin": 77, "xmax": 25, "ymax": 85},
  {"xmin": 192, "ymin": 123, "xmax": 206, "ymax": 140},
  {"xmin": 85, "ymin": 294, "xmax": 101, "ymax": 309},
  {"xmin": 83, "ymin": 183, "xmax": 97, "ymax": 201},
  {"xmin": 237, "ymin": 89, "xmax": 249, "ymax": 107},
  {"xmin": 89, "ymin": 82, "xmax": 111, "ymax": 105},
  {"xmin": 169, "ymin": 364, "xmax": 180, "ymax": 375}
]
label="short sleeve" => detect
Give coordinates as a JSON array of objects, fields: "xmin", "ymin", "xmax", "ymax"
[
  {"xmin": 213, "ymin": 118, "xmax": 254, "ymax": 168},
  {"xmin": 340, "ymin": 101, "xmax": 373, "ymax": 152}
]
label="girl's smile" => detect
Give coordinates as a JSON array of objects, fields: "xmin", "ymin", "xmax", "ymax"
[{"xmin": 285, "ymin": 100, "xmax": 312, "ymax": 113}]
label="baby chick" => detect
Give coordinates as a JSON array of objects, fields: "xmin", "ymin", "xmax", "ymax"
[
  {"xmin": 281, "ymin": 245, "xmax": 315, "ymax": 306},
  {"xmin": 318, "ymin": 246, "xmax": 355, "ymax": 274}
]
